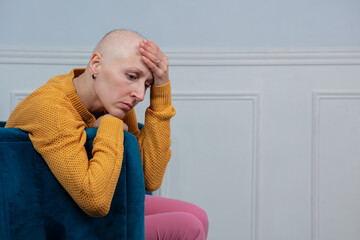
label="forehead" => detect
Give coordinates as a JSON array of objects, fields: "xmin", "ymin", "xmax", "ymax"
[{"xmin": 113, "ymin": 51, "xmax": 153, "ymax": 79}]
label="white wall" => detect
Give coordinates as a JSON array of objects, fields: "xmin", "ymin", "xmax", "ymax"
[
  {"xmin": 1, "ymin": 1, "xmax": 360, "ymax": 240},
  {"xmin": 0, "ymin": 0, "xmax": 359, "ymax": 50}
]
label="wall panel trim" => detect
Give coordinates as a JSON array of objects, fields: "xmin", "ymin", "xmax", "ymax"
[
  {"xmin": 168, "ymin": 92, "xmax": 260, "ymax": 240},
  {"xmin": 1, "ymin": 48, "xmax": 360, "ymax": 66},
  {"xmin": 10, "ymin": 92, "xmax": 31, "ymax": 113},
  {"xmin": 311, "ymin": 91, "xmax": 360, "ymax": 240}
]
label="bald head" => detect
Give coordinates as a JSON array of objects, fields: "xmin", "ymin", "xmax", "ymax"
[{"xmin": 93, "ymin": 29, "xmax": 145, "ymax": 64}]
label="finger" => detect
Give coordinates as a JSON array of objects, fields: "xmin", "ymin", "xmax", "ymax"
[
  {"xmin": 146, "ymin": 41, "xmax": 169, "ymax": 67},
  {"xmin": 139, "ymin": 40, "xmax": 164, "ymax": 62},
  {"xmin": 139, "ymin": 47, "xmax": 160, "ymax": 66},
  {"xmin": 141, "ymin": 40, "xmax": 159, "ymax": 55},
  {"xmin": 142, "ymin": 56, "xmax": 162, "ymax": 76}
]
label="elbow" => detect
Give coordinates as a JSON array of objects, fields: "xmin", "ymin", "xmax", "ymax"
[
  {"xmin": 144, "ymin": 167, "xmax": 168, "ymax": 192},
  {"xmin": 145, "ymin": 182, "xmax": 162, "ymax": 192},
  {"xmin": 83, "ymin": 201, "xmax": 111, "ymax": 218}
]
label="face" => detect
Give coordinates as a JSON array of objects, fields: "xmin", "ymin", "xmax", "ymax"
[{"xmin": 93, "ymin": 49, "xmax": 153, "ymax": 119}]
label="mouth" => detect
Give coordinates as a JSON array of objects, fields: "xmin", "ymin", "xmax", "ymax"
[{"xmin": 121, "ymin": 102, "xmax": 133, "ymax": 111}]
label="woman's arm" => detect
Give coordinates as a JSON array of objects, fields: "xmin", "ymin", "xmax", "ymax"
[
  {"xmin": 8, "ymin": 98, "xmax": 125, "ymax": 217},
  {"xmin": 124, "ymin": 83, "xmax": 176, "ymax": 192}
]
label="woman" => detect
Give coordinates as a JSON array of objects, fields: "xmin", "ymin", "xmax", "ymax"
[{"xmin": 6, "ymin": 29, "xmax": 208, "ymax": 239}]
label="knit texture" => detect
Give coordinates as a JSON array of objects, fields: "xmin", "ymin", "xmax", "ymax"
[{"xmin": 6, "ymin": 68, "xmax": 176, "ymax": 217}]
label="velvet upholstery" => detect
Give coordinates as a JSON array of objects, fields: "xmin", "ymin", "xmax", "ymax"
[
  {"xmin": 0, "ymin": 122, "xmax": 145, "ymax": 240},
  {"xmin": 136, "ymin": 123, "xmax": 151, "ymax": 197}
]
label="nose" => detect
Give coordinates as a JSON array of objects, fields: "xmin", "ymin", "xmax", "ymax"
[{"xmin": 132, "ymin": 84, "xmax": 145, "ymax": 102}]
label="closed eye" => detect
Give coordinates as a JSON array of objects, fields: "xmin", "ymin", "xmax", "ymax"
[{"xmin": 127, "ymin": 74, "xmax": 137, "ymax": 80}]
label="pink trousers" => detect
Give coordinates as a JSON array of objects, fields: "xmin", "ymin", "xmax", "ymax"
[{"xmin": 145, "ymin": 195, "xmax": 209, "ymax": 240}]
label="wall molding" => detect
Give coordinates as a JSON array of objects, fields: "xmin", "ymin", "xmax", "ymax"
[
  {"xmin": 10, "ymin": 92, "xmax": 31, "ymax": 113},
  {"xmin": 11, "ymin": 90, "xmax": 261, "ymax": 240},
  {"xmin": 172, "ymin": 92, "xmax": 259, "ymax": 100},
  {"xmin": 311, "ymin": 91, "xmax": 360, "ymax": 240},
  {"xmin": 1, "ymin": 48, "xmax": 360, "ymax": 66},
  {"xmin": 167, "ymin": 92, "xmax": 261, "ymax": 240}
]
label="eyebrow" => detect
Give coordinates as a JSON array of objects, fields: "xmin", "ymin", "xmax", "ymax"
[{"xmin": 126, "ymin": 66, "xmax": 144, "ymax": 74}]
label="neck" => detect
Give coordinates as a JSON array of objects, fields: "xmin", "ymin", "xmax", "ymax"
[{"xmin": 73, "ymin": 69, "xmax": 103, "ymax": 117}]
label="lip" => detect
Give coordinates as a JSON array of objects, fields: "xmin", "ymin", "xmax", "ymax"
[{"xmin": 121, "ymin": 102, "xmax": 133, "ymax": 111}]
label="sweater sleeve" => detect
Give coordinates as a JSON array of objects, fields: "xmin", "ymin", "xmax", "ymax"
[
  {"xmin": 8, "ymin": 96, "xmax": 124, "ymax": 217},
  {"xmin": 125, "ymin": 82, "xmax": 176, "ymax": 192}
]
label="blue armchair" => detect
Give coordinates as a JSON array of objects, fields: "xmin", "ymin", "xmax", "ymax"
[{"xmin": 0, "ymin": 122, "xmax": 145, "ymax": 240}]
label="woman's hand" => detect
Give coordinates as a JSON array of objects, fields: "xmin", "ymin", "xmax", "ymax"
[
  {"xmin": 93, "ymin": 114, "xmax": 128, "ymax": 131},
  {"xmin": 139, "ymin": 40, "xmax": 169, "ymax": 86}
]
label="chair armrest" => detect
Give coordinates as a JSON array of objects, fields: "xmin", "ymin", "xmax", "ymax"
[{"xmin": 0, "ymin": 126, "xmax": 145, "ymax": 240}]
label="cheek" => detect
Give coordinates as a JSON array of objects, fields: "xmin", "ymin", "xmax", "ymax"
[
  {"xmin": 94, "ymin": 74, "xmax": 127, "ymax": 104},
  {"xmin": 96, "ymin": 69, "xmax": 115, "ymax": 90},
  {"xmin": 104, "ymin": 69, "xmax": 127, "ymax": 90}
]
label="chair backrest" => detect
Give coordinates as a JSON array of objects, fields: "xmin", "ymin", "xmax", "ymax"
[{"xmin": 0, "ymin": 123, "xmax": 145, "ymax": 240}]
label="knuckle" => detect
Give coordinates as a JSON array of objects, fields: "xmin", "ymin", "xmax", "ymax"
[
  {"xmin": 157, "ymin": 71, "xmax": 164, "ymax": 78},
  {"xmin": 158, "ymin": 70, "xmax": 168, "ymax": 79},
  {"xmin": 163, "ymin": 56, "xmax": 169, "ymax": 64}
]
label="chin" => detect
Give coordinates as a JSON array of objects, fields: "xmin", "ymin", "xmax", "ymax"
[{"xmin": 110, "ymin": 110, "xmax": 126, "ymax": 120}]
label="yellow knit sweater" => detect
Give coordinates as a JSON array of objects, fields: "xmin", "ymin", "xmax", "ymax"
[{"xmin": 6, "ymin": 68, "xmax": 176, "ymax": 217}]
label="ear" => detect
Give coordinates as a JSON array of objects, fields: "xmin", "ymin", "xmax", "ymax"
[{"xmin": 88, "ymin": 52, "xmax": 102, "ymax": 76}]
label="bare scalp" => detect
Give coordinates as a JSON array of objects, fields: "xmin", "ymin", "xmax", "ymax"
[{"xmin": 93, "ymin": 29, "xmax": 145, "ymax": 64}]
